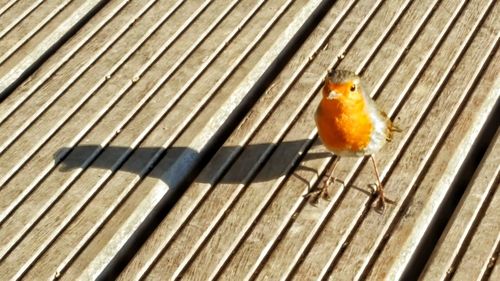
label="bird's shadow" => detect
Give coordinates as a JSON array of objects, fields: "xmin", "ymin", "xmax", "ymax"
[{"xmin": 53, "ymin": 140, "xmax": 371, "ymax": 197}]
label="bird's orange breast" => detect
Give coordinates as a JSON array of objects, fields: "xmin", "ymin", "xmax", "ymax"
[{"xmin": 315, "ymin": 96, "xmax": 373, "ymax": 154}]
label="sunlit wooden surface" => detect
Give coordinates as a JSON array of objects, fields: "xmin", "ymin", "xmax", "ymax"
[
  {"xmin": 0, "ymin": 0, "xmax": 498, "ymax": 280},
  {"xmin": 422, "ymin": 131, "xmax": 499, "ymax": 281}
]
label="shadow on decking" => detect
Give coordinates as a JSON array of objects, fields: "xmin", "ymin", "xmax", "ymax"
[{"xmin": 53, "ymin": 141, "xmax": 338, "ymax": 186}]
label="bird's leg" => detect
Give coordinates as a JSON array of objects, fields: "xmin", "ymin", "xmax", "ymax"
[
  {"xmin": 304, "ymin": 156, "xmax": 340, "ymax": 205},
  {"xmin": 323, "ymin": 156, "xmax": 343, "ymax": 197},
  {"xmin": 370, "ymin": 155, "xmax": 388, "ymax": 212}
]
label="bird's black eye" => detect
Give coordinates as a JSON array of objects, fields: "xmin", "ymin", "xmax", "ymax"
[{"xmin": 350, "ymin": 84, "xmax": 356, "ymax": 92}]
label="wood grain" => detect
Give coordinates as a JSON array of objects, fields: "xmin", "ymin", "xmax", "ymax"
[
  {"xmin": 0, "ymin": 0, "xmax": 497, "ymax": 279},
  {"xmin": 421, "ymin": 129, "xmax": 499, "ymax": 280}
]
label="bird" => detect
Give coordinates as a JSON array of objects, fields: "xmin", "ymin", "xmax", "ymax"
[{"xmin": 306, "ymin": 70, "xmax": 400, "ymax": 212}]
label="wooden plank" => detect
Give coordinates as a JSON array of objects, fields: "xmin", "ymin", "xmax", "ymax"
[
  {"xmin": 447, "ymin": 134, "xmax": 500, "ymax": 280},
  {"xmin": 420, "ymin": 131, "xmax": 499, "ymax": 279},
  {"xmin": 0, "ymin": 0, "xmax": 45, "ymax": 41},
  {"xmin": 118, "ymin": 0, "xmax": 493, "ymax": 279},
  {"xmin": 0, "ymin": 0, "xmax": 327, "ymax": 280},
  {"xmin": 0, "ymin": 0, "xmax": 107, "ymax": 97},
  {"xmin": 117, "ymin": 0, "xmax": 357, "ymax": 276},
  {"xmin": 118, "ymin": 0, "xmax": 380, "ymax": 278},
  {"xmin": 0, "ymin": 0, "xmax": 22, "ymax": 18},
  {"xmin": 364, "ymin": 4, "xmax": 499, "ymax": 279},
  {"xmin": 1, "ymin": 1, "xmax": 184, "ymax": 278},
  {"xmin": 491, "ymin": 249, "xmax": 500, "ymax": 281},
  {"xmin": 1, "ymin": 0, "xmax": 497, "ymax": 279},
  {"xmin": 284, "ymin": 0, "xmax": 448, "ymax": 278},
  {"xmin": 121, "ymin": 0, "xmax": 498, "ymax": 279},
  {"xmin": 0, "ymin": 0, "xmax": 131, "ymax": 124},
  {"xmin": 253, "ymin": 0, "xmax": 499, "ymax": 280},
  {"xmin": 221, "ymin": 0, "xmax": 423, "ymax": 279},
  {"xmin": 73, "ymin": 2, "xmax": 326, "ymax": 279},
  {"xmin": 451, "ymin": 190, "xmax": 499, "ymax": 281}
]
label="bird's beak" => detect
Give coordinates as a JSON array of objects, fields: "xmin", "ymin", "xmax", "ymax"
[{"xmin": 326, "ymin": 90, "xmax": 341, "ymax": 100}]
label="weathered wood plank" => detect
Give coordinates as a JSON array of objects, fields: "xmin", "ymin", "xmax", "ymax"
[
  {"xmin": 0, "ymin": 0, "xmax": 45, "ymax": 41},
  {"xmin": 115, "ymin": 1, "xmax": 330, "ymax": 279},
  {"xmin": 1, "ymin": 0, "xmax": 192, "ymax": 278},
  {"xmin": 75, "ymin": 2, "xmax": 327, "ymax": 279},
  {"xmin": 451, "ymin": 187, "xmax": 499, "ymax": 281},
  {"xmin": 120, "ymin": 0, "xmax": 497, "ymax": 279},
  {"xmin": 491, "ymin": 248, "xmax": 500, "ymax": 281},
  {"xmin": 326, "ymin": 3, "xmax": 499, "ymax": 281},
  {"xmin": 0, "ymin": 0, "xmax": 21, "ymax": 18},
  {"xmin": 1, "ymin": 0, "xmax": 497, "ymax": 279},
  {"xmin": 118, "ymin": 0, "xmax": 498, "ymax": 280},
  {"xmin": 249, "ymin": 0, "xmax": 499, "ymax": 280},
  {"xmin": 0, "ymin": 0, "xmax": 131, "ymax": 124},
  {"xmin": 0, "ymin": 0, "xmax": 328, "ymax": 280},
  {"xmin": 364, "ymin": 5, "xmax": 499, "ymax": 280},
  {"xmin": 420, "ymin": 132, "xmax": 499, "ymax": 279},
  {"xmin": 0, "ymin": 0, "xmax": 107, "ymax": 97},
  {"xmin": 117, "ymin": 0, "xmax": 377, "ymax": 278},
  {"xmin": 288, "ymin": 0, "xmax": 444, "ymax": 278}
]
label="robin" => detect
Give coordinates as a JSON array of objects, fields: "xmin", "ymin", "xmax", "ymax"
[{"xmin": 306, "ymin": 70, "xmax": 400, "ymax": 212}]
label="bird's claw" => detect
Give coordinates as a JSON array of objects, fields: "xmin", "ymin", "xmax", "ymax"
[
  {"xmin": 369, "ymin": 183, "xmax": 394, "ymax": 214},
  {"xmin": 303, "ymin": 190, "xmax": 320, "ymax": 206},
  {"xmin": 304, "ymin": 187, "xmax": 330, "ymax": 205},
  {"xmin": 372, "ymin": 192, "xmax": 386, "ymax": 214},
  {"xmin": 304, "ymin": 177, "xmax": 334, "ymax": 205}
]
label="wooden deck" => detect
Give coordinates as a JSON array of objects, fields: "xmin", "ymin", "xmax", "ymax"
[
  {"xmin": 422, "ymin": 131, "xmax": 499, "ymax": 281},
  {"xmin": 0, "ymin": 0, "xmax": 498, "ymax": 280}
]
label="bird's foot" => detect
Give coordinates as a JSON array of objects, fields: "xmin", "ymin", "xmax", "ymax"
[
  {"xmin": 369, "ymin": 184, "xmax": 395, "ymax": 214},
  {"xmin": 304, "ymin": 177, "xmax": 335, "ymax": 205}
]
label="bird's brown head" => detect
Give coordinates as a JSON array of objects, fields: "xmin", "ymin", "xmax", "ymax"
[{"xmin": 322, "ymin": 70, "xmax": 363, "ymax": 103}]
